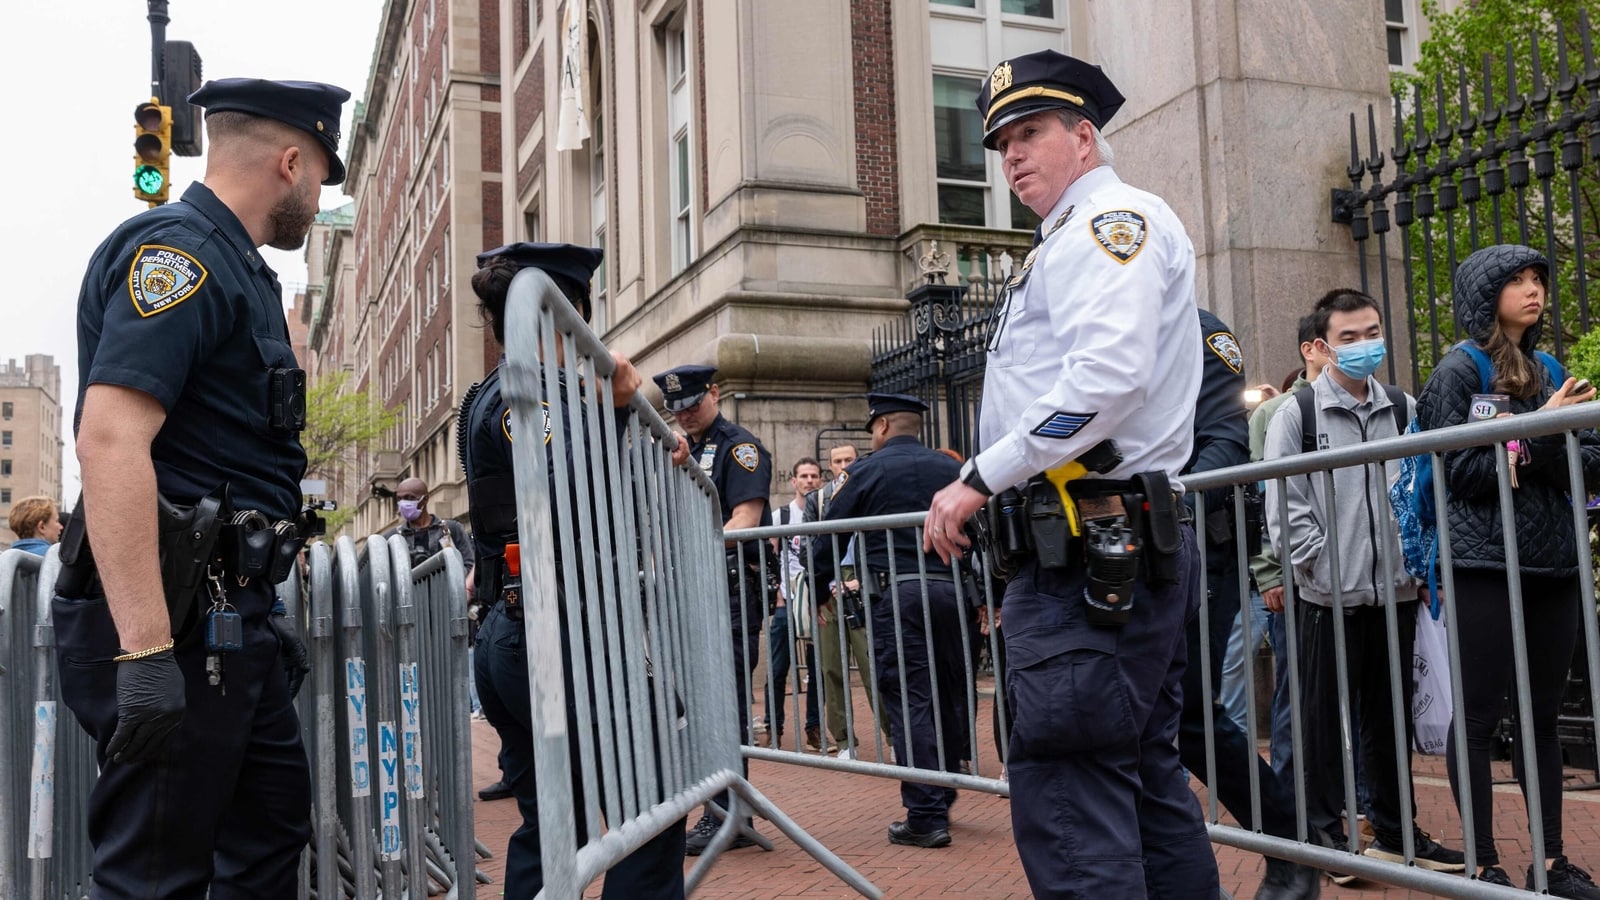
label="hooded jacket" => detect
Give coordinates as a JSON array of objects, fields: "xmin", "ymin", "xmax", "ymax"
[
  {"xmin": 1265, "ymin": 370, "xmax": 1418, "ymax": 608},
  {"xmin": 1415, "ymin": 243, "xmax": 1600, "ymax": 578}
]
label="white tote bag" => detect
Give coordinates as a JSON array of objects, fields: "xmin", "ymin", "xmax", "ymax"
[{"xmin": 1411, "ymin": 599, "xmax": 1453, "ymax": 756}]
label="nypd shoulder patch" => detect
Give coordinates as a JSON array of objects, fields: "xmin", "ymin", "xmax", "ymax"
[
  {"xmin": 127, "ymin": 244, "xmax": 208, "ymax": 318},
  {"xmin": 503, "ymin": 403, "xmax": 553, "ymax": 444},
  {"xmin": 732, "ymin": 442, "xmax": 760, "ymax": 473},
  {"xmin": 1206, "ymin": 331, "xmax": 1244, "ymax": 374},
  {"xmin": 1031, "ymin": 411, "xmax": 1096, "ymax": 440},
  {"xmin": 1089, "ymin": 210, "xmax": 1148, "ymax": 264}
]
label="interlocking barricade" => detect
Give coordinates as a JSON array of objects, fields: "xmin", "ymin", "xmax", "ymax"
[
  {"xmin": 726, "ymin": 514, "xmax": 1011, "ymax": 800},
  {"xmin": 1, "ymin": 547, "xmax": 95, "ymax": 900},
  {"xmin": 1184, "ymin": 401, "xmax": 1600, "ymax": 897},
  {"xmin": 287, "ymin": 534, "xmax": 474, "ymax": 900},
  {"xmin": 498, "ymin": 267, "xmax": 878, "ymax": 898}
]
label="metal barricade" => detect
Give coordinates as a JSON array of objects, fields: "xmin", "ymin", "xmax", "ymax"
[
  {"xmin": 496, "ymin": 267, "xmax": 877, "ymax": 898},
  {"xmin": 1182, "ymin": 400, "xmax": 1600, "ymax": 897},
  {"xmin": 727, "ymin": 514, "xmax": 1011, "ymax": 801},
  {"xmin": 1, "ymin": 547, "xmax": 95, "ymax": 900}
]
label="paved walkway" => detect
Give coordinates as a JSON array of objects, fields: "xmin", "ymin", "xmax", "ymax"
[{"xmin": 466, "ymin": 675, "xmax": 1600, "ymax": 898}]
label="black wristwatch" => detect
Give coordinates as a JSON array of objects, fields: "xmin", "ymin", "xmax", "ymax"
[{"xmin": 960, "ymin": 461, "xmax": 992, "ymax": 496}]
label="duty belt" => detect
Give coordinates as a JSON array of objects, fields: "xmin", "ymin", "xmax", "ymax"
[{"xmin": 872, "ymin": 571, "xmax": 955, "ymax": 594}]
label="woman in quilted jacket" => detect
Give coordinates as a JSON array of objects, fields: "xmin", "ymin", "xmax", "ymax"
[{"xmin": 1417, "ymin": 243, "xmax": 1600, "ymax": 895}]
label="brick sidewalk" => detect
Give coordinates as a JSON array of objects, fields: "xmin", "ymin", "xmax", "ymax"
[{"xmin": 466, "ymin": 678, "xmax": 1600, "ymax": 898}]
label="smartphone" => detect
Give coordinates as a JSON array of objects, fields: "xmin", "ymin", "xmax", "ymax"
[{"xmin": 1574, "ymin": 378, "xmax": 1594, "ymax": 394}]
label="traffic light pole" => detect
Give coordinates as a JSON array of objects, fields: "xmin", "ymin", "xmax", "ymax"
[{"xmin": 147, "ymin": 0, "xmax": 168, "ymax": 98}]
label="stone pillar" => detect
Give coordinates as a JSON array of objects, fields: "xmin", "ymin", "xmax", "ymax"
[{"xmin": 1082, "ymin": 0, "xmax": 1394, "ymax": 388}]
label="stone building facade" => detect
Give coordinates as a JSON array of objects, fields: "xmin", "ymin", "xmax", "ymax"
[{"xmin": 317, "ymin": 0, "xmax": 1438, "ymax": 508}]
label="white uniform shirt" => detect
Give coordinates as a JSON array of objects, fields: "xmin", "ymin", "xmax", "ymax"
[{"xmin": 975, "ymin": 165, "xmax": 1202, "ymax": 491}]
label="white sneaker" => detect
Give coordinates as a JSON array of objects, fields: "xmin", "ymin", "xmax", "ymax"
[
  {"xmin": 836, "ymin": 747, "xmax": 856, "ymax": 760},
  {"xmin": 470, "ymin": 710, "xmax": 487, "ymax": 722}
]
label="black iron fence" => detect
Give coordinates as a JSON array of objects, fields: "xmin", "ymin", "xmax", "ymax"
[
  {"xmin": 1335, "ymin": 9, "xmax": 1600, "ymax": 393},
  {"xmin": 870, "ymin": 234, "xmax": 1025, "ymax": 459}
]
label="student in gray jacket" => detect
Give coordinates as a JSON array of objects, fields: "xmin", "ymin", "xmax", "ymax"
[{"xmin": 1264, "ymin": 288, "xmax": 1465, "ymax": 881}]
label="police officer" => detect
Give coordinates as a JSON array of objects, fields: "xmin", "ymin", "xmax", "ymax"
[
  {"xmin": 808, "ymin": 393, "xmax": 968, "ymax": 848},
  {"xmin": 924, "ymin": 51, "xmax": 1220, "ymax": 896},
  {"xmin": 655, "ymin": 364, "xmax": 772, "ymax": 855},
  {"xmin": 462, "ymin": 242, "xmax": 685, "ymax": 899},
  {"xmin": 55, "ymin": 78, "xmax": 344, "ymax": 898}
]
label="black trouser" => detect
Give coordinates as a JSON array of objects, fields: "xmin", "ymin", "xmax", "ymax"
[
  {"xmin": 1446, "ymin": 568, "xmax": 1580, "ymax": 866},
  {"xmin": 53, "ymin": 580, "xmax": 311, "ymax": 900},
  {"xmin": 1174, "ymin": 546, "xmax": 1300, "ymax": 840},
  {"xmin": 871, "ymin": 577, "xmax": 969, "ymax": 831},
  {"xmin": 711, "ymin": 589, "xmax": 763, "ymax": 816},
  {"xmin": 475, "ymin": 602, "xmax": 686, "ymax": 899},
  {"xmin": 1298, "ymin": 600, "xmax": 1419, "ymax": 846}
]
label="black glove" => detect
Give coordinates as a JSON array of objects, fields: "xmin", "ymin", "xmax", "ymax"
[
  {"xmin": 105, "ymin": 650, "xmax": 186, "ymax": 764},
  {"xmin": 270, "ymin": 614, "xmax": 311, "ymax": 699}
]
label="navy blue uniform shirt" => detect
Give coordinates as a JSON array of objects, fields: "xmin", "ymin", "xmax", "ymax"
[
  {"xmin": 75, "ymin": 182, "xmax": 306, "ymax": 520},
  {"xmin": 809, "ymin": 435, "xmax": 961, "ymax": 582},
  {"xmin": 690, "ymin": 413, "xmax": 772, "ymax": 531},
  {"xmin": 1188, "ymin": 309, "xmax": 1250, "ymax": 505}
]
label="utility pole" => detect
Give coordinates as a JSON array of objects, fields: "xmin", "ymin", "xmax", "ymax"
[{"xmin": 147, "ymin": 0, "xmax": 168, "ymax": 99}]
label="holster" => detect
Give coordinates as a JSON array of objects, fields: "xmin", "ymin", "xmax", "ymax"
[
  {"xmin": 53, "ymin": 500, "xmax": 98, "ymax": 598},
  {"xmin": 1134, "ymin": 471, "xmax": 1181, "ymax": 586},
  {"xmin": 982, "ymin": 489, "xmax": 1033, "ymax": 580},
  {"xmin": 158, "ymin": 486, "xmax": 229, "ymax": 635}
]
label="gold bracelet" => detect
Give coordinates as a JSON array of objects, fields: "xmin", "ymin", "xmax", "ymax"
[{"xmin": 113, "ymin": 639, "xmax": 175, "ymax": 663}]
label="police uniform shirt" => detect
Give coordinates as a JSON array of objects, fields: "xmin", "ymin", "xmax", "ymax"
[
  {"xmin": 691, "ymin": 414, "xmax": 772, "ymax": 528},
  {"xmin": 809, "ymin": 435, "xmax": 960, "ymax": 582},
  {"xmin": 976, "ymin": 165, "xmax": 1202, "ymax": 490},
  {"xmin": 1188, "ymin": 308, "xmax": 1250, "ymax": 478},
  {"xmin": 76, "ymin": 182, "xmax": 307, "ymax": 520}
]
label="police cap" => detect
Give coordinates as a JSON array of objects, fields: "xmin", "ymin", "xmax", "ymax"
[
  {"xmin": 865, "ymin": 392, "xmax": 929, "ymax": 427},
  {"xmin": 187, "ymin": 78, "xmax": 352, "ymax": 185},
  {"xmin": 653, "ymin": 364, "xmax": 718, "ymax": 413},
  {"xmin": 974, "ymin": 50, "xmax": 1125, "ymax": 150},
  {"xmin": 476, "ymin": 242, "xmax": 602, "ymax": 320}
]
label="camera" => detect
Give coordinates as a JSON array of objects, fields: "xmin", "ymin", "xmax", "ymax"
[{"xmin": 268, "ymin": 367, "xmax": 308, "ymax": 431}]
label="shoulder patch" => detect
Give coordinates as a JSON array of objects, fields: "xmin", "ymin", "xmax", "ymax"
[
  {"xmin": 1031, "ymin": 411, "xmax": 1097, "ymax": 440},
  {"xmin": 127, "ymin": 244, "xmax": 208, "ymax": 317},
  {"xmin": 1089, "ymin": 210, "xmax": 1148, "ymax": 264},
  {"xmin": 502, "ymin": 402, "xmax": 553, "ymax": 445},
  {"xmin": 732, "ymin": 442, "xmax": 760, "ymax": 472},
  {"xmin": 1206, "ymin": 331, "xmax": 1244, "ymax": 374},
  {"xmin": 834, "ymin": 470, "xmax": 849, "ymax": 489}
]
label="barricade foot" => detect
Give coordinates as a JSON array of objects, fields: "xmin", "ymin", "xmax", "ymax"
[{"xmin": 712, "ymin": 779, "xmax": 884, "ymax": 899}]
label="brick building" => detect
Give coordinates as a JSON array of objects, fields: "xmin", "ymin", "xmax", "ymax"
[
  {"xmin": 0, "ymin": 355, "xmax": 64, "ymax": 544},
  {"xmin": 318, "ymin": 0, "xmax": 1429, "ymax": 504}
]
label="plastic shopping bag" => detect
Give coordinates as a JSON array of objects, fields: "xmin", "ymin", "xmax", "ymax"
[{"xmin": 1411, "ymin": 598, "xmax": 1453, "ymax": 756}]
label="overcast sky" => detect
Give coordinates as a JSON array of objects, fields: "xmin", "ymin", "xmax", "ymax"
[{"xmin": 2, "ymin": 0, "xmax": 384, "ymax": 500}]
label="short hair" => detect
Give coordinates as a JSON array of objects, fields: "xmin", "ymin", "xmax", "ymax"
[
  {"xmin": 1296, "ymin": 314, "xmax": 1318, "ymax": 348},
  {"xmin": 829, "ymin": 444, "xmax": 857, "ymax": 457},
  {"xmin": 791, "ymin": 457, "xmax": 820, "ymax": 477},
  {"xmin": 1310, "ymin": 289, "xmax": 1381, "ymax": 341},
  {"xmin": 1052, "ymin": 109, "xmax": 1116, "ymax": 168},
  {"xmin": 9, "ymin": 496, "xmax": 57, "ymax": 540}
]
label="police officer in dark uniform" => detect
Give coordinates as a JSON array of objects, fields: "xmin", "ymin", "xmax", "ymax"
[
  {"xmin": 54, "ymin": 78, "xmax": 344, "ymax": 898},
  {"xmin": 462, "ymin": 242, "xmax": 685, "ymax": 899},
  {"xmin": 925, "ymin": 51, "xmax": 1220, "ymax": 895},
  {"xmin": 1179, "ymin": 312, "xmax": 1323, "ymax": 897},
  {"xmin": 808, "ymin": 393, "xmax": 968, "ymax": 848},
  {"xmin": 654, "ymin": 363, "xmax": 771, "ymax": 855}
]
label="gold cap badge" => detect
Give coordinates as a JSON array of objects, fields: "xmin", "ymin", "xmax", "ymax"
[{"xmin": 990, "ymin": 61, "xmax": 1014, "ymax": 96}]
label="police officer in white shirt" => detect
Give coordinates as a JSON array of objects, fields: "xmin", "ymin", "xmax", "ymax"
[{"xmin": 924, "ymin": 50, "xmax": 1219, "ymax": 898}]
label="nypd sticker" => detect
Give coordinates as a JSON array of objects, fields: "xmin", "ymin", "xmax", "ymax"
[
  {"xmin": 1206, "ymin": 331, "xmax": 1244, "ymax": 374},
  {"xmin": 732, "ymin": 442, "xmax": 760, "ymax": 473},
  {"xmin": 1089, "ymin": 210, "xmax": 1147, "ymax": 264},
  {"xmin": 127, "ymin": 244, "xmax": 208, "ymax": 318}
]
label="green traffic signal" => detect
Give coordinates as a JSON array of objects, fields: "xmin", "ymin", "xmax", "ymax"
[{"xmin": 134, "ymin": 164, "xmax": 166, "ymax": 195}]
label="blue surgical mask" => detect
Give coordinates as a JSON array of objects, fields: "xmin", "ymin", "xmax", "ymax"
[
  {"xmin": 397, "ymin": 499, "xmax": 423, "ymax": 521},
  {"xmin": 1332, "ymin": 338, "xmax": 1387, "ymax": 380}
]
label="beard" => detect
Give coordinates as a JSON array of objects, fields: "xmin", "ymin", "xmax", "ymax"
[{"xmin": 266, "ymin": 174, "xmax": 319, "ymax": 251}]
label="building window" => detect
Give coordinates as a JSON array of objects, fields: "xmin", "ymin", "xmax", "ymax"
[
  {"xmin": 0, "ymin": 459, "xmax": 10, "ymax": 477},
  {"xmin": 1385, "ymin": 0, "xmax": 1413, "ymax": 68},
  {"xmin": 1, "ymin": 489, "xmax": 10, "ymax": 505},
  {"xmin": 666, "ymin": 21, "xmax": 695, "ymax": 274},
  {"xmin": 1, "ymin": 402, "xmax": 10, "ymax": 419},
  {"xmin": 1, "ymin": 431, "xmax": 10, "ymax": 448},
  {"xmin": 1002, "ymin": 0, "xmax": 1053, "ymax": 15},
  {"xmin": 591, "ymin": 111, "xmax": 609, "ymax": 332},
  {"xmin": 934, "ymin": 74, "xmax": 987, "ymax": 227}
]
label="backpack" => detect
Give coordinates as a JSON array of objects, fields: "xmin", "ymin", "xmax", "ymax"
[{"xmin": 1384, "ymin": 342, "xmax": 1564, "ymax": 614}]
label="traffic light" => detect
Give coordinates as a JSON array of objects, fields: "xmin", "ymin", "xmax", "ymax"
[{"xmin": 132, "ymin": 99, "xmax": 172, "ymax": 205}]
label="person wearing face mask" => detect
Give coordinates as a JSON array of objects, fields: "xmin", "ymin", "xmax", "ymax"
[
  {"xmin": 1416, "ymin": 245, "xmax": 1600, "ymax": 895},
  {"xmin": 1264, "ymin": 288, "xmax": 1466, "ymax": 882},
  {"xmin": 382, "ymin": 476, "xmax": 476, "ymax": 576}
]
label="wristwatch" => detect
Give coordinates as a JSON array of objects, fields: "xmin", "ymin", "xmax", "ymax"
[{"xmin": 960, "ymin": 460, "xmax": 992, "ymax": 496}]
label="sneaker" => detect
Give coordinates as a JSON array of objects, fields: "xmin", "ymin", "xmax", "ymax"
[
  {"xmin": 683, "ymin": 812, "xmax": 760, "ymax": 856},
  {"xmin": 1316, "ymin": 831, "xmax": 1358, "ymax": 886},
  {"xmin": 1256, "ymin": 856, "xmax": 1322, "ymax": 900},
  {"xmin": 836, "ymin": 746, "xmax": 857, "ymax": 761},
  {"xmin": 469, "ymin": 709, "xmax": 487, "ymax": 722},
  {"xmin": 1477, "ymin": 867, "xmax": 1513, "ymax": 886},
  {"xmin": 1363, "ymin": 828, "xmax": 1465, "ymax": 873},
  {"xmin": 804, "ymin": 725, "xmax": 823, "ymax": 752},
  {"xmin": 1532, "ymin": 857, "xmax": 1600, "ymax": 900},
  {"xmin": 887, "ymin": 821, "xmax": 951, "ymax": 848},
  {"xmin": 477, "ymin": 780, "xmax": 513, "ymax": 802}
]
